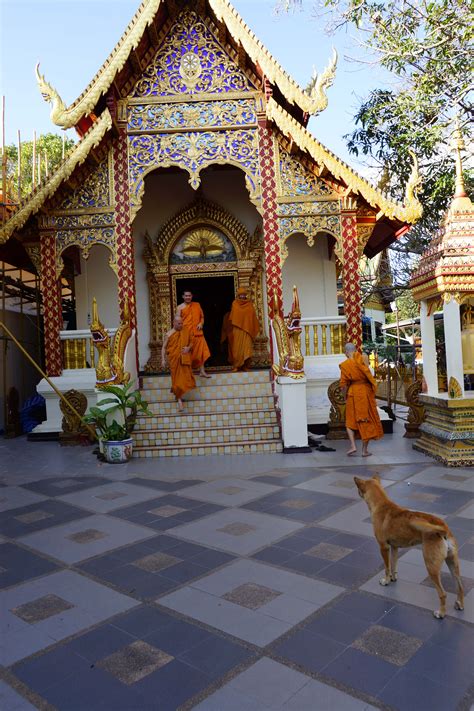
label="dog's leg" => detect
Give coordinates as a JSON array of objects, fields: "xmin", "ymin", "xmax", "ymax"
[
  {"xmin": 379, "ymin": 544, "xmax": 392, "ymax": 586},
  {"xmin": 390, "ymin": 546, "xmax": 398, "ymax": 582},
  {"xmin": 446, "ymin": 542, "xmax": 464, "ymax": 611},
  {"xmin": 423, "ymin": 538, "xmax": 447, "ymax": 619}
]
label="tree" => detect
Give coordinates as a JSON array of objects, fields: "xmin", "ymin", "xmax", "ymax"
[
  {"xmin": 5, "ymin": 133, "xmax": 75, "ymax": 200},
  {"xmin": 280, "ymin": 0, "xmax": 473, "ymax": 258}
]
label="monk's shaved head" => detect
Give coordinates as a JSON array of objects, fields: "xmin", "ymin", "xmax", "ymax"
[
  {"xmin": 345, "ymin": 343, "xmax": 357, "ymax": 355},
  {"xmin": 173, "ymin": 315, "xmax": 183, "ymax": 329}
]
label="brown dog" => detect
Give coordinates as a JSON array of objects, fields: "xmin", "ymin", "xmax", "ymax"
[{"xmin": 354, "ymin": 475, "xmax": 464, "ymax": 619}]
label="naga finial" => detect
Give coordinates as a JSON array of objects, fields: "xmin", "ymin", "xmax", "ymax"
[
  {"xmin": 305, "ymin": 48, "xmax": 338, "ymax": 116},
  {"xmin": 403, "ymin": 150, "xmax": 423, "ymax": 223},
  {"xmin": 35, "ymin": 63, "xmax": 67, "ymax": 126},
  {"xmin": 292, "ymin": 285, "xmax": 300, "ymax": 315},
  {"xmin": 90, "ymin": 297, "xmax": 105, "ymax": 333}
]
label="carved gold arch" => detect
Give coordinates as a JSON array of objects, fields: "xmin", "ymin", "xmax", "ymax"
[
  {"xmin": 278, "ymin": 214, "xmax": 342, "ymax": 264},
  {"xmin": 143, "ymin": 197, "xmax": 270, "ymax": 372},
  {"xmin": 55, "ymin": 228, "xmax": 118, "ymax": 278},
  {"xmin": 128, "ymin": 130, "xmax": 261, "ymax": 221}
]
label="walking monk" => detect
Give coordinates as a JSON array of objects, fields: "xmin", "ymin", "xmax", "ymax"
[
  {"xmin": 177, "ymin": 291, "xmax": 211, "ymax": 377},
  {"xmin": 161, "ymin": 315, "xmax": 195, "ymax": 412},
  {"xmin": 339, "ymin": 343, "xmax": 383, "ymax": 457},
  {"xmin": 228, "ymin": 286, "xmax": 260, "ymax": 372}
]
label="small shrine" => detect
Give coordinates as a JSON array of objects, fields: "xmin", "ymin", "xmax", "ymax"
[{"xmin": 410, "ymin": 128, "xmax": 474, "ymax": 466}]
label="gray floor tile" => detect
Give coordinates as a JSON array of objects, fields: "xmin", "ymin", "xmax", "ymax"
[
  {"xmin": 0, "ymin": 680, "xmax": 38, "ymax": 710},
  {"xmin": 56, "ymin": 482, "xmax": 162, "ymax": 513}
]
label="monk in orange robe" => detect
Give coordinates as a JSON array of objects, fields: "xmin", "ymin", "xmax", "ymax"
[
  {"xmin": 161, "ymin": 315, "xmax": 195, "ymax": 411},
  {"xmin": 177, "ymin": 291, "xmax": 211, "ymax": 378},
  {"xmin": 339, "ymin": 343, "xmax": 383, "ymax": 456},
  {"xmin": 228, "ymin": 286, "xmax": 260, "ymax": 372}
]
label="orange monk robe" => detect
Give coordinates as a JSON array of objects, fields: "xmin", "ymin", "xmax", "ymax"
[
  {"xmin": 229, "ymin": 297, "xmax": 259, "ymax": 370},
  {"xmin": 181, "ymin": 302, "xmax": 211, "ymax": 370},
  {"xmin": 166, "ymin": 327, "xmax": 196, "ymax": 400},
  {"xmin": 220, "ymin": 312, "xmax": 233, "ymax": 363},
  {"xmin": 339, "ymin": 352, "xmax": 383, "ymax": 441}
]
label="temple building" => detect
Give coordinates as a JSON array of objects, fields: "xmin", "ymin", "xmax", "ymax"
[{"xmin": 0, "ymin": 0, "xmax": 423, "ymax": 454}]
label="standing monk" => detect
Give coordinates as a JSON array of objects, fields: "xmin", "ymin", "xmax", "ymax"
[
  {"xmin": 161, "ymin": 315, "xmax": 195, "ymax": 412},
  {"xmin": 228, "ymin": 286, "xmax": 260, "ymax": 372},
  {"xmin": 177, "ymin": 291, "xmax": 211, "ymax": 378},
  {"xmin": 339, "ymin": 343, "xmax": 383, "ymax": 457}
]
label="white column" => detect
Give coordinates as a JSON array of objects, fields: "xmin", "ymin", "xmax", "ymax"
[
  {"xmin": 443, "ymin": 298, "xmax": 465, "ymax": 397},
  {"xmin": 276, "ymin": 376, "xmax": 309, "ymax": 449},
  {"xmin": 420, "ymin": 300, "xmax": 438, "ymax": 395}
]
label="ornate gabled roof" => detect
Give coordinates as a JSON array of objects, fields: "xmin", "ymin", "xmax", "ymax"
[
  {"xmin": 0, "ymin": 110, "xmax": 112, "ymax": 244},
  {"xmin": 36, "ymin": 0, "xmax": 337, "ymax": 129},
  {"xmin": 266, "ymin": 98, "xmax": 423, "ymax": 225}
]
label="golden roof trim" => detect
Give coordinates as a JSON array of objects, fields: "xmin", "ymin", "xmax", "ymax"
[
  {"xmin": 37, "ymin": 0, "xmax": 161, "ymax": 128},
  {"xmin": 37, "ymin": 0, "xmax": 336, "ymax": 129},
  {"xmin": 0, "ymin": 110, "xmax": 113, "ymax": 243},
  {"xmin": 266, "ymin": 98, "xmax": 423, "ymax": 224}
]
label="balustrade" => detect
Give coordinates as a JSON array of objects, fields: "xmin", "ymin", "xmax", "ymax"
[
  {"xmin": 60, "ymin": 329, "xmax": 116, "ymax": 370},
  {"xmin": 300, "ymin": 317, "xmax": 347, "ymax": 357}
]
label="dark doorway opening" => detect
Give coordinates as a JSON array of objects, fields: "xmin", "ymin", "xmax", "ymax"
[{"xmin": 174, "ymin": 274, "xmax": 236, "ymax": 368}]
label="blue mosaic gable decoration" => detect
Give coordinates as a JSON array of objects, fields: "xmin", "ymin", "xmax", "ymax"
[{"xmin": 131, "ymin": 10, "xmax": 255, "ymax": 98}]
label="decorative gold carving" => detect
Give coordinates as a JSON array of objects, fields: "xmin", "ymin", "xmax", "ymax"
[
  {"xmin": 35, "ymin": 63, "xmax": 68, "ymax": 126},
  {"xmin": 55, "ymin": 153, "xmax": 112, "ymax": 211},
  {"xmin": 59, "ymin": 389, "xmax": 89, "ymax": 446},
  {"xmin": 277, "ymin": 144, "xmax": 333, "ymax": 199},
  {"xmin": 277, "ymin": 201, "xmax": 340, "ymax": 215},
  {"xmin": 357, "ymin": 223, "xmax": 375, "ymax": 256},
  {"xmin": 182, "ymin": 228, "xmax": 224, "ymax": 258},
  {"xmin": 0, "ymin": 110, "xmax": 113, "ymax": 243},
  {"xmin": 404, "ymin": 379, "xmax": 425, "ymax": 438},
  {"xmin": 266, "ymin": 99, "xmax": 423, "ymax": 224},
  {"xmin": 128, "ymin": 128, "xmax": 260, "ymax": 218},
  {"xmin": 128, "ymin": 99, "xmax": 257, "ymax": 132},
  {"xmin": 56, "ymin": 227, "xmax": 117, "ymax": 278},
  {"xmin": 35, "ymin": 0, "xmax": 162, "ymax": 127},
  {"xmin": 131, "ymin": 10, "xmax": 254, "ymax": 98},
  {"xmin": 279, "ymin": 214, "xmax": 341, "ymax": 263},
  {"xmin": 271, "ymin": 286, "xmax": 305, "ymax": 379},
  {"xmin": 326, "ymin": 380, "xmax": 347, "ymax": 439},
  {"xmin": 40, "ymin": 213, "xmax": 115, "ymax": 230},
  {"xmin": 448, "ymin": 376, "xmax": 463, "ymax": 399},
  {"xmin": 90, "ymin": 297, "xmax": 132, "ymax": 388},
  {"xmin": 24, "ymin": 244, "xmax": 42, "ymax": 276},
  {"xmin": 304, "ymin": 48, "xmax": 338, "ymax": 116}
]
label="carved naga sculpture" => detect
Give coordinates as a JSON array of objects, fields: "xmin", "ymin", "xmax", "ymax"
[
  {"xmin": 271, "ymin": 286, "xmax": 305, "ymax": 379},
  {"xmin": 90, "ymin": 297, "xmax": 132, "ymax": 388}
]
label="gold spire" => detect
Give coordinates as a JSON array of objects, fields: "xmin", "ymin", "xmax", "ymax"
[{"xmin": 449, "ymin": 120, "xmax": 472, "ymax": 214}]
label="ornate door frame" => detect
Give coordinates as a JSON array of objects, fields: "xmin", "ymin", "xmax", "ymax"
[{"xmin": 143, "ymin": 197, "xmax": 270, "ymax": 371}]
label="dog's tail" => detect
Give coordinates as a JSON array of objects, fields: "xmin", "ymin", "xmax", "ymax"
[{"xmin": 411, "ymin": 518, "xmax": 447, "ymax": 534}]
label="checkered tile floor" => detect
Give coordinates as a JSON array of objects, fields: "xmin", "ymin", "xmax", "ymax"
[{"xmin": 0, "ymin": 435, "xmax": 473, "ymax": 711}]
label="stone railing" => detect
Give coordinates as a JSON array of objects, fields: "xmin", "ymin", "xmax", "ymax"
[
  {"xmin": 300, "ymin": 317, "xmax": 347, "ymax": 357},
  {"xmin": 60, "ymin": 329, "xmax": 116, "ymax": 370}
]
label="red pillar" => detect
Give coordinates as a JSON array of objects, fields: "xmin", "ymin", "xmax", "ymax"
[
  {"xmin": 257, "ymin": 118, "xmax": 283, "ymax": 311},
  {"xmin": 112, "ymin": 126, "xmax": 137, "ymax": 329},
  {"xmin": 40, "ymin": 232, "xmax": 63, "ymax": 376},
  {"xmin": 341, "ymin": 209, "xmax": 363, "ymax": 348}
]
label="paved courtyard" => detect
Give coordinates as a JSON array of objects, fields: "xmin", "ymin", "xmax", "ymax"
[{"xmin": 1, "ymin": 425, "xmax": 473, "ymax": 711}]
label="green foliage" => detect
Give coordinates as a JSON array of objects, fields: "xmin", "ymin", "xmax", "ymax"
[
  {"xmin": 5, "ymin": 133, "xmax": 75, "ymax": 200},
  {"xmin": 82, "ymin": 383, "xmax": 151, "ymax": 442}
]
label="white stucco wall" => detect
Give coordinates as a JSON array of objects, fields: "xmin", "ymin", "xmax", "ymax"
[
  {"xmin": 282, "ymin": 234, "xmax": 338, "ymax": 319},
  {"xmin": 75, "ymin": 246, "xmax": 120, "ymax": 330},
  {"xmin": 132, "ymin": 166, "xmax": 262, "ymax": 370}
]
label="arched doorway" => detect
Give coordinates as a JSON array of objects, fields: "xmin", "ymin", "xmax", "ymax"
[{"xmin": 143, "ymin": 196, "xmax": 269, "ymax": 372}]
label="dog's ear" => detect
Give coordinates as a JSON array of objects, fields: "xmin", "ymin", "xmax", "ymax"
[
  {"xmin": 354, "ymin": 477, "xmax": 365, "ymax": 497},
  {"xmin": 373, "ymin": 474, "xmax": 381, "ymax": 483}
]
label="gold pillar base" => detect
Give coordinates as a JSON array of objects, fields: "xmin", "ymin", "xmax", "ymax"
[{"xmin": 413, "ymin": 394, "xmax": 474, "ymax": 467}]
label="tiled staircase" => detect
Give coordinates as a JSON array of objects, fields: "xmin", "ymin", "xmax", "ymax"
[{"xmin": 133, "ymin": 370, "xmax": 282, "ymax": 457}]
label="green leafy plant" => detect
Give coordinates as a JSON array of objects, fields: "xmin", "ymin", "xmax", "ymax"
[{"xmin": 83, "ymin": 383, "xmax": 151, "ymax": 441}]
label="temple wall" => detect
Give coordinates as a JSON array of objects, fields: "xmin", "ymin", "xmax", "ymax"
[
  {"xmin": 282, "ymin": 234, "xmax": 338, "ymax": 318},
  {"xmin": 132, "ymin": 167, "xmax": 262, "ymax": 370},
  {"xmin": 74, "ymin": 246, "xmax": 120, "ymax": 330}
]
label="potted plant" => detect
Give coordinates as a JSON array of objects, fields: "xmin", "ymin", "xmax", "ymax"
[{"xmin": 83, "ymin": 383, "xmax": 151, "ymax": 463}]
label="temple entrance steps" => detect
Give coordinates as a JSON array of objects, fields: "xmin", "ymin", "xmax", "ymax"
[{"xmin": 133, "ymin": 370, "xmax": 283, "ymax": 457}]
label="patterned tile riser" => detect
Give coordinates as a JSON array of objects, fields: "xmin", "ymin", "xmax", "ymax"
[
  {"xmin": 133, "ymin": 425, "xmax": 281, "ymax": 447},
  {"xmin": 145, "ymin": 396, "xmax": 275, "ymax": 414},
  {"xmin": 141, "ymin": 371, "xmax": 271, "ymax": 389},
  {"xmin": 135, "ymin": 410, "xmax": 278, "ymax": 430},
  {"xmin": 134, "ymin": 441, "xmax": 283, "ymax": 457},
  {"xmin": 143, "ymin": 383, "xmax": 274, "ymax": 401}
]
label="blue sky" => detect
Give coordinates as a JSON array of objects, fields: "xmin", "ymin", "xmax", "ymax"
[{"xmin": 0, "ymin": 0, "xmax": 392, "ymax": 171}]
